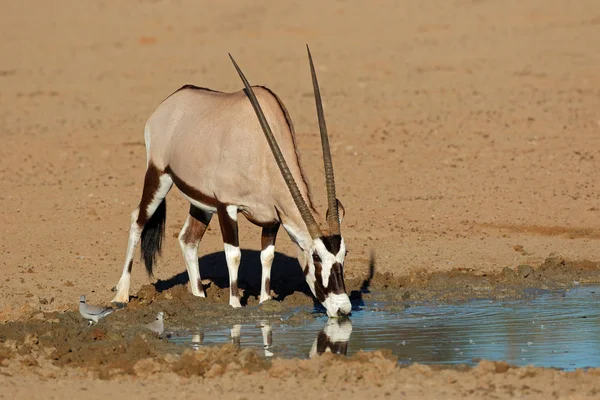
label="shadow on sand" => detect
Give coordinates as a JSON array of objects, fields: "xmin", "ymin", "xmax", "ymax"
[
  {"xmin": 154, "ymin": 250, "xmax": 316, "ymax": 307},
  {"xmin": 154, "ymin": 249, "xmax": 376, "ymax": 310}
]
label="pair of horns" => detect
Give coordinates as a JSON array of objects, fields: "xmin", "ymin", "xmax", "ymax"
[{"xmin": 229, "ymin": 45, "xmax": 340, "ymax": 239}]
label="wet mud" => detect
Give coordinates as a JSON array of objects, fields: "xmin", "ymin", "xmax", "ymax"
[
  {"xmin": 0, "ymin": 257, "xmax": 599, "ymax": 378},
  {"xmin": 359, "ymin": 257, "xmax": 600, "ymax": 304}
]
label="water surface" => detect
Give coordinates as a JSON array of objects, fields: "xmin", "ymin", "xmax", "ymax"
[{"xmin": 168, "ymin": 285, "xmax": 600, "ymax": 370}]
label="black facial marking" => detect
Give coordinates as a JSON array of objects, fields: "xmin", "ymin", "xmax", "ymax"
[
  {"xmin": 313, "ymin": 263, "xmax": 327, "ymax": 302},
  {"xmin": 321, "ymin": 235, "xmax": 342, "ymax": 255},
  {"xmin": 327, "ymin": 263, "xmax": 347, "ymax": 295},
  {"xmin": 312, "ymin": 235, "xmax": 346, "ymax": 296}
]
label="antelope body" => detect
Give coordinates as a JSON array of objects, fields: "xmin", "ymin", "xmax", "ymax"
[{"xmin": 111, "ymin": 47, "xmax": 351, "ymax": 317}]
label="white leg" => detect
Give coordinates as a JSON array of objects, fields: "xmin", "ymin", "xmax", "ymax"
[
  {"xmin": 260, "ymin": 245, "xmax": 275, "ymax": 303},
  {"xmin": 112, "ymin": 209, "xmax": 142, "ymax": 304},
  {"xmin": 178, "ymin": 207, "xmax": 212, "ymax": 297},
  {"xmin": 259, "ymin": 223, "xmax": 279, "ymax": 304},
  {"xmin": 224, "ymin": 243, "xmax": 242, "ymax": 308},
  {"xmin": 218, "ymin": 205, "xmax": 242, "ymax": 308}
]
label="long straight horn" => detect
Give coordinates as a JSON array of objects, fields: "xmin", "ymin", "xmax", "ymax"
[
  {"xmin": 229, "ymin": 54, "xmax": 323, "ymax": 240},
  {"xmin": 306, "ymin": 45, "xmax": 340, "ymax": 235}
]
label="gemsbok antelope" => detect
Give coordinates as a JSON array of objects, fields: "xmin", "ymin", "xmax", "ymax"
[{"xmin": 111, "ymin": 46, "xmax": 351, "ymax": 317}]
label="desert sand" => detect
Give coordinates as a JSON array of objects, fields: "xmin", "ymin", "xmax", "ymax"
[{"xmin": 2, "ymin": 0, "xmax": 600, "ymax": 398}]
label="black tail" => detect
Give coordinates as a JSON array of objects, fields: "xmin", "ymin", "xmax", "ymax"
[{"xmin": 140, "ymin": 199, "xmax": 166, "ymax": 277}]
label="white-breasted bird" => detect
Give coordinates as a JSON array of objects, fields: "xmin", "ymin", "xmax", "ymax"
[
  {"xmin": 144, "ymin": 311, "xmax": 164, "ymax": 335},
  {"xmin": 79, "ymin": 295, "xmax": 114, "ymax": 325}
]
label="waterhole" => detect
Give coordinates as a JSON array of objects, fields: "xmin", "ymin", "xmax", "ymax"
[{"xmin": 167, "ymin": 285, "xmax": 600, "ymax": 370}]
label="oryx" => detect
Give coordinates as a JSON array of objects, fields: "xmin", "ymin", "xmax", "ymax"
[{"xmin": 111, "ymin": 46, "xmax": 351, "ymax": 317}]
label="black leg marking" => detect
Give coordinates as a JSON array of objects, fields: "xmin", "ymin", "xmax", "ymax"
[
  {"xmin": 230, "ymin": 280, "xmax": 239, "ymax": 298},
  {"xmin": 217, "ymin": 204, "xmax": 239, "ymax": 246},
  {"xmin": 136, "ymin": 163, "xmax": 162, "ymax": 225},
  {"xmin": 261, "ymin": 222, "xmax": 280, "ymax": 250},
  {"xmin": 179, "ymin": 205, "xmax": 213, "ymax": 296},
  {"xmin": 180, "ymin": 205, "xmax": 212, "ymax": 245}
]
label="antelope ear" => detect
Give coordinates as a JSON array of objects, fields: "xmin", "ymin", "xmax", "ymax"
[{"xmin": 326, "ymin": 199, "xmax": 345, "ymax": 225}]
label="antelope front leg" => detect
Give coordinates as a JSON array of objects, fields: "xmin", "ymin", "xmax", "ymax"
[
  {"xmin": 260, "ymin": 222, "xmax": 279, "ymax": 303},
  {"xmin": 178, "ymin": 205, "xmax": 212, "ymax": 297},
  {"xmin": 218, "ymin": 205, "xmax": 242, "ymax": 308}
]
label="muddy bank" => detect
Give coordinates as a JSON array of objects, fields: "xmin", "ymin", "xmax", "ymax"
[
  {"xmin": 356, "ymin": 257, "xmax": 600, "ymax": 304},
  {"xmin": 2, "ymin": 347, "xmax": 600, "ymax": 400},
  {"xmin": 0, "ymin": 256, "xmax": 598, "ymax": 378}
]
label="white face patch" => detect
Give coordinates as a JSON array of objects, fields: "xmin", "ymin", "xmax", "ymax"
[
  {"xmin": 336, "ymin": 238, "xmax": 346, "ymax": 264},
  {"xmin": 312, "ymin": 239, "xmax": 337, "ymax": 288},
  {"xmin": 312, "ymin": 238, "xmax": 347, "ymax": 288},
  {"xmin": 295, "ymin": 236, "xmax": 350, "ymax": 318},
  {"xmin": 323, "ymin": 293, "xmax": 352, "ymax": 318}
]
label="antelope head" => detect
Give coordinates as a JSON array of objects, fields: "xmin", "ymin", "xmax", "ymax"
[{"xmin": 229, "ymin": 46, "xmax": 351, "ymax": 318}]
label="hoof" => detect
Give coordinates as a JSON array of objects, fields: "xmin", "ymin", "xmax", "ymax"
[{"xmin": 229, "ymin": 298, "xmax": 242, "ymax": 308}]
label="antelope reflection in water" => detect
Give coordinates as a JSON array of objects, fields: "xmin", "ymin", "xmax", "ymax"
[{"xmin": 172, "ymin": 318, "xmax": 353, "ymax": 358}]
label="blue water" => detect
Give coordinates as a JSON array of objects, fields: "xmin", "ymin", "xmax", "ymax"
[{"xmin": 168, "ymin": 285, "xmax": 600, "ymax": 370}]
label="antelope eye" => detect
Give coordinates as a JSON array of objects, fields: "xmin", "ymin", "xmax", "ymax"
[{"xmin": 312, "ymin": 253, "xmax": 322, "ymax": 263}]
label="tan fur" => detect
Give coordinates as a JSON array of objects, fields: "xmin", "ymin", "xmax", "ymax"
[{"xmin": 147, "ymin": 85, "xmax": 317, "ymax": 245}]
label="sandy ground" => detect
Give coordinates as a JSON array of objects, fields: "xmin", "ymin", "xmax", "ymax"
[{"xmin": 2, "ymin": 0, "xmax": 600, "ymax": 398}]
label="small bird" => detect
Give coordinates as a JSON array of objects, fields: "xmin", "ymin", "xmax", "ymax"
[
  {"xmin": 79, "ymin": 295, "xmax": 114, "ymax": 325},
  {"xmin": 144, "ymin": 312, "xmax": 165, "ymax": 335}
]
